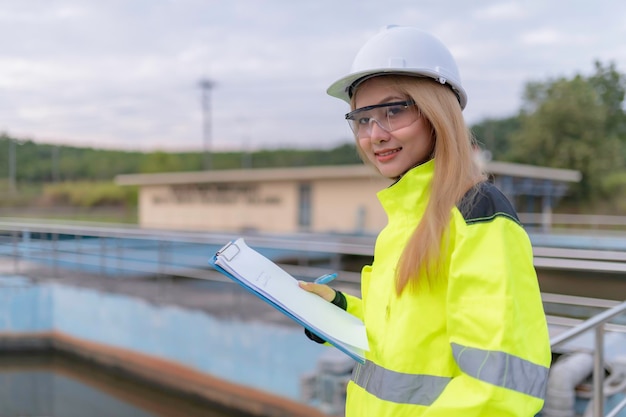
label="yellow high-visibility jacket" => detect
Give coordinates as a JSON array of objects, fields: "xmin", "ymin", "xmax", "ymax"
[{"xmin": 343, "ymin": 160, "xmax": 551, "ymax": 417}]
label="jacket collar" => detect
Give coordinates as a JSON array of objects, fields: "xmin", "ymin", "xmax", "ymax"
[{"xmin": 377, "ymin": 159, "xmax": 435, "ymax": 214}]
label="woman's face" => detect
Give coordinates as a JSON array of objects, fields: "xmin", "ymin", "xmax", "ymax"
[{"xmin": 353, "ymin": 77, "xmax": 434, "ymax": 179}]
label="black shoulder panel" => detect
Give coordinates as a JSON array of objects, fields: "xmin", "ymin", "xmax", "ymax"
[{"xmin": 457, "ymin": 182, "xmax": 520, "ymax": 225}]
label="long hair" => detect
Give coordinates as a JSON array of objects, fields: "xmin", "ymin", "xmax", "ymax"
[{"xmin": 352, "ymin": 76, "xmax": 486, "ymax": 294}]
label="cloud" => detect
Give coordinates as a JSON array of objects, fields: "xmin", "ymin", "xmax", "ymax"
[
  {"xmin": 520, "ymin": 28, "xmax": 570, "ymax": 46},
  {"xmin": 0, "ymin": 0, "xmax": 625, "ymax": 151},
  {"xmin": 473, "ymin": 2, "xmax": 527, "ymax": 20}
]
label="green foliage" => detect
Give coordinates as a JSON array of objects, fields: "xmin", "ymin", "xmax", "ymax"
[
  {"xmin": 600, "ymin": 170, "xmax": 626, "ymax": 194},
  {"xmin": 140, "ymin": 151, "xmax": 187, "ymax": 173},
  {"xmin": 249, "ymin": 143, "xmax": 361, "ymax": 168},
  {"xmin": 0, "ymin": 134, "xmax": 361, "ymax": 183},
  {"xmin": 507, "ymin": 62, "xmax": 626, "ymax": 200},
  {"xmin": 596, "ymin": 170, "xmax": 626, "ymax": 212},
  {"xmin": 588, "ymin": 61, "xmax": 626, "ymax": 138},
  {"xmin": 471, "ymin": 116, "xmax": 521, "ymax": 160},
  {"xmin": 0, "ymin": 135, "xmax": 146, "ymax": 182},
  {"xmin": 41, "ymin": 181, "xmax": 138, "ymax": 208}
]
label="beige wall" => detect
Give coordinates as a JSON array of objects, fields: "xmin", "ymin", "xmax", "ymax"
[
  {"xmin": 137, "ymin": 176, "xmax": 391, "ymax": 234},
  {"xmin": 311, "ymin": 177, "xmax": 389, "ymax": 233},
  {"xmin": 139, "ymin": 182, "xmax": 296, "ymax": 232}
]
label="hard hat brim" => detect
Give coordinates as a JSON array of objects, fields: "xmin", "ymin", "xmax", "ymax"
[{"xmin": 326, "ymin": 69, "xmax": 467, "ymax": 110}]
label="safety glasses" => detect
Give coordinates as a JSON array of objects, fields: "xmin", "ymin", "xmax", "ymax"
[{"xmin": 345, "ymin": 100, "xmax": 419, "ymax": 138}]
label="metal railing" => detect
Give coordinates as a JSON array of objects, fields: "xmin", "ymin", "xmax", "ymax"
[
  {"xmin": 4, "ymin": 218, "xmax": 626, "ymax": 278},
  {"xmin": 0, "ymin": 219, "xmax": 370, "ymax": 284},
  {"xmin": 550, "ymin": 300, "xmax": 626, "ymax": 417},
  {"xmin": 520, "ymin": 212, "xmax": 626, "ymax": 231}
]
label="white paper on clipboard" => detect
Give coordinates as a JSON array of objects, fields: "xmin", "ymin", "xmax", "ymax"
[{"xmin": 210, "ymin": 238, "xmax": 368, "ymax": 363}]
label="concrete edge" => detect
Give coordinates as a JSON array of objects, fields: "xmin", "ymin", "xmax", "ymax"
[{"xmin": 0, "ymin": 331, "xmax": 327, "ymax": 417}]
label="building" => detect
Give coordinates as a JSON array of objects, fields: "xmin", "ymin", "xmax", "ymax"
[{"xmin": 115, "ymin": 161, "xmax": 581, "ymax": 234}]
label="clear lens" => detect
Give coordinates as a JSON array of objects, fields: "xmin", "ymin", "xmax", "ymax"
[{"xmin": 345, "ymin": 100, "xmax": 417, "ymax": 138}]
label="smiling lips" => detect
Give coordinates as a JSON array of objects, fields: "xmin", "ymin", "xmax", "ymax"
[{"xmin": 375, "ymin": 147, "xmax": 402, "ymax": 161}]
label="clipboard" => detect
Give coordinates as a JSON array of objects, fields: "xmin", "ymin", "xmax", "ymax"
[{"xmin": 209, "ymin": 238, "xmax": 368, "ymax": 363}]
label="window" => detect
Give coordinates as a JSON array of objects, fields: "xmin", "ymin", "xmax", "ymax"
[{"xmin": 298, "ymin": 183, "xmax": 312, "ymax": 229}]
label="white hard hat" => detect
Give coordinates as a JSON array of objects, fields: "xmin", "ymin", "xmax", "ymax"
[{"xmin": 327, "ymin": 25, "xmax": 467, "ymax": 109}]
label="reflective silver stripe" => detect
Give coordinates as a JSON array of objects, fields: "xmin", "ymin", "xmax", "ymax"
[
  {"xmin": 451, "ymin": 343, "xmax": 549, "ymax": 399},
  {"xmin": 351, "ymin": 360, "xmax": 450, "ymax": 406}
]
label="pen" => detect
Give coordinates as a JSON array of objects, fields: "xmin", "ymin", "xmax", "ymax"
[{"xmin": 314, "ymin": 273, "xmax": 337, "ymax": 285}]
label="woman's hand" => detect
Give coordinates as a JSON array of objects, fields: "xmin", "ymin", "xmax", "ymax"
[{"xmin": 299, "ymin": 281, "xmax": 336, "ymax": 302}]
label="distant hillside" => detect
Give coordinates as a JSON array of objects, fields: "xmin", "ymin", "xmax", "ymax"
[{"xmin": 0, "ymin": 134, "xmax": 362, "ymax": 184}]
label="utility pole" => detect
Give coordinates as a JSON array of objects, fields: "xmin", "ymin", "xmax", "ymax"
[
  {"xmin": 199, "ymin": 78, "xmax": 215, "ymax": 170},
  {"xmin": 8, "ymin": 138, "xmax": 16, "ymax": 194},
  {"xmin": 52, "ymin": 145, "xmax": 60, "ymax": 182}
]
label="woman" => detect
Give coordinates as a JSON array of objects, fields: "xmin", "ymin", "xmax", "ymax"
[{"xmin": 300, "ymin": 26, "xmax": 551, "ymax": 416}]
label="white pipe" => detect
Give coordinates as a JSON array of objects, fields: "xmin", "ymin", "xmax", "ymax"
[
  {"xmin": 583, "ymin": 357, "xmax": 626, "ymax": 417},
  {"xmin": 543, "ymin": 352, "xmax": 594, "ymax": 417}
]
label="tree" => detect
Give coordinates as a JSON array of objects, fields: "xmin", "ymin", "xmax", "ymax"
[
  {"xmin": 588, "ymin": 60, "xmax": 626, "ymax": 141},
  {"xmin": 510, "ymin": 73, "xmax": 623, "ymax": 200},
  {"xmin": 140, "ymin": 151, "xmax": 186, "ymax": 174},
  {"xmin": 471, "ymin": 116, "xmax": 521, "ymax": 160}
]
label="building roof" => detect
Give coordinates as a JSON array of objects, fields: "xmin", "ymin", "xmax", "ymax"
[
  {"xmin": 487, "ymin": 161, "xmax": 581, "ymax": 182},
  {"xmin": 115, "ymin": 161, "xmax": 581, "ymax": 186},
  {"xmin": 116, "ymin": 165, "xmax": 383, "ymax": 186}
]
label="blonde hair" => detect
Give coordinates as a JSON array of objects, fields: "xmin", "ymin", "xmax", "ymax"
[{"xmin": 352, "ymin": 76, "xmax": 486, "ymax": 294}]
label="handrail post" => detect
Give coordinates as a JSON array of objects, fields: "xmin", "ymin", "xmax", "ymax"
[
  {"xmin": 100, "ymin": 237, "xmax": 106, "ymax": 276},
  {"xmin": 550, "ymin": 301, "xmax": 626, "ymax": 417},
  {"xmin": 52, "ymin": 232, "xmax": 59, "ymax": 276},
  {"xmin": 157, "ymin": 239, "xmax": 165, "ymax": 277},
  {"xmin": 12, "ymin": 229, "xmax": 19, "ymax": 273},
  {"xmin": 593, "ymin": 324, "xmax": 604, "ymax": 417}
]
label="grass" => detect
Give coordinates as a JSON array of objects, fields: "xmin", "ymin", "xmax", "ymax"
[
  {"xmin": 0, "ymin": 206, "xmax": 138, "ymax": 224},
  {"xmin": 0, "ymin": 181, "xmax": 138, "ymax": 224}
]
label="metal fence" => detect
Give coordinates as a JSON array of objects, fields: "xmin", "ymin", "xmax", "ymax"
[{"xmin": 0, "ymin": 219, "xmax": 369, "ymax": 283}]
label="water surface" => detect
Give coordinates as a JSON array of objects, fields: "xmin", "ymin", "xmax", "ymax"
[{"xmin": 0, "ymin": 352, "xmax": 252, "ymax": 417}]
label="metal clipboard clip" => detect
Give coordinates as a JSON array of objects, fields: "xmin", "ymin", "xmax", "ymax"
[{"xmin": 216, "ymin": 240, "xmax": 240, "ymax": 262}]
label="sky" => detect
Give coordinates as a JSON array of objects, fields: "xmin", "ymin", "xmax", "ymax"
[{"xmin": 1, "ymin": 0, "xmax": 625, "ymax": 152}]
